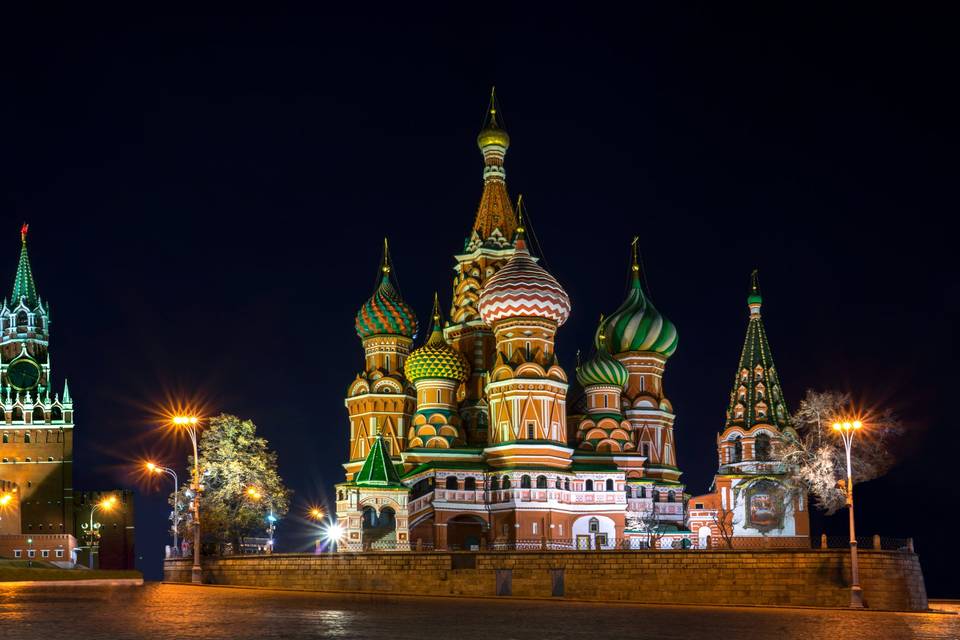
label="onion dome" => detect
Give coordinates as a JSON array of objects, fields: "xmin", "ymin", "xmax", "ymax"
[
  {"xmin": 577, "ymin": 317, "xmax": 629, "ymax": 388},
  {"xmin": 479, "ymin": 228, "xmax": 571, "ymax": 326},
  {"xmin": 355, "ymin": 240, "xmax": 418, "ymax": 339},
  {"xmin": 405, "ymin": 295, "xmax": 471, "ymax": 383},
  {"xmin": 747, "ymin": 268, "xmax": 763, "ymax": 312},
  {"xmin": 598, "ymin": 240, "xmax": 678, "ymax": 357}
]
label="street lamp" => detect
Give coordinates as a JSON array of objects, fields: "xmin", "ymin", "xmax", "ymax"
[
  {"xmin": 245, "ymin": 486, "xmax": 276, "ymax": 554},
  {"xmin": 146, "ymin": 462, "xmax": 180, "ymax": 556},
  {"xmin": 172, "ymin": 414, "xmax": 203, "ymax": 584},
  {"xmin": 87, "ymin": 495, "xmax": 118, "ymax": 569},
  {"xmin": 832, "ymin": 418, "xmax": 864, "ymax": 608},
  {"xmin": 309, "ymin": 507, "xmax": 325, "ymax": 554}
]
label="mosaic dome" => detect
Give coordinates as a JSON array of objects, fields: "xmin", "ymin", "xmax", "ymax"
[
  {"xmin": 478, "ymin": 237, "xmax": 571, "ymax": 326},
  {"xmin": 405, "ymin": 308, "xmax": 470, "ymax": 383},
  {"xmin": 577, "ymin": 327, "xmax": 629, "ymax": 388},
  {"xmin": 355, "ymin": 274, "xmax": 418, "ymax": 339},
  {"xmin": 598, "ymin": 269, "xmax": 677, "ymax": 357}
]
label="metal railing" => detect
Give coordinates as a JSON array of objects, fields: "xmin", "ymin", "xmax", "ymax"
[{"xmin": 818, "ymin": 534, "xmax": 914, "ymax": 552}]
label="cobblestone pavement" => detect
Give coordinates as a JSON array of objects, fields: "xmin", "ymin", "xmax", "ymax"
[{"xmin": 1, "ymin": 583, "xmax": 956, "ymax": 639}]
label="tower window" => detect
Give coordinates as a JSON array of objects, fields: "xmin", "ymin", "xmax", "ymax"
[
  {"xmin": 501, "ymin": 476, "xmax": 511, "ymax": 489},
  {"xmin": 33, "ymin": 407, "xmax": 44, "ymax": 422},
  {"xmin": 603, "ymin": 395, "xmax": 608, "ymax": 408},
  {"xmin": 521, "ymin": 475, "xmax": 531, "ymax": 489},
  {"xmin": 588, "ymin": 517, "xmax": 599, "ymax": 533},
  {"xmin": 755, "ymin": 433, "xmax": 771, "ymax": 461},
  {"xmin": 490, "ymin": 476, "xmax": 500, "ymax": 491},
  {"xmin": 536, "ymin": 475, "xmax": 547, "ymax": 489},
  {"xmin": 445, "ymin": 476, "xmax": 459, "ymax": 491},
  {"xmin": 525, "ymin": 341, "xmax": 531, "ymax": 359},
  {"xmin": 464, "ymin": 477, "xmax": 476, "ymax": 491},
  {"xmin": 585, "ymin": 479, "xmax": 593, "ymax": 491},
  {"xmin": 732, "ymin": 437, "xmax": 743, "ymax": 463},
  {"xmin": 385, "ymin": 355, "xmax": 391, "ymax": 371},
  {"xmin": 2, "ymin": 433, "xmax": 7, "ymax": 443},
  {"xmin": 605, "ymin": 478, "xmax": 614, "ymax": 491},
  {"xmin": 526, "ymin": 422, "xmax": 535, "ymax": 440},
  {"xmin": 564, "ymin": 479, "xmax": 570, "ymax": 491}
]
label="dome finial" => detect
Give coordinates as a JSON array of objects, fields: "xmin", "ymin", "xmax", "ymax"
[
  {"xmin": 20, "ymin": 223, "xmax": 28, "ymax": 245},
  {"xmin": 748, "ymin": 269, "xmax": 763, "ymax": 314},
  {"xmin": 431, "ymin": 292, "xmax": 442, "ymax": 327},
  {"xmin": 381, "ymin": 237, "xmax": 391, "ymax": 275},
  {"xmin": 489, "ymin": 85, "xmax": 497, "ymax": 125},
  {"xmin": 516, "ymin": 194, "xmax": 525, "ymax": 236},
  {"xmin": 630, "ymin": 236, "xmax": 640, "ymax": 274},
  {"xmin": 597, "ymin": 313, "xmax": 606, "ymax": 344}
]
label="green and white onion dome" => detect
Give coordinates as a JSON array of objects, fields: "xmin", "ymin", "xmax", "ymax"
[
  {"xmin": 598, "ymin": 268, "xmax": 678, "ymax": 357},
  {"xmin": 577, "ymin": 330, "xmax": 629, "ymax": 388},
  {"xmin": 355, "ymin": 273, "xmax": 419, "ymax": 339},
  {"xmin": 404, "ymin": 304, "xmax": 471, "ymax": 383}
]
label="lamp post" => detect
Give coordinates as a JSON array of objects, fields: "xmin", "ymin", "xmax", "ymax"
[
  {"xmin": 309, "ymin": 508, "xmax": 324, "ymax": 553},
  {"xmin": 246, "ymin": 486, "xmax": 277, "ymax": 554},
  {"xmin": 146, "ymin": 462, "xmax": 180, "ymax": 556},
  {"xmin": 173, "ymin": 415, "xmax": 203, "ymax": 584},
  {"xmin": 832, "ymin": 419, "xmax": 864, "ymax": 608},
  {"xmin": 87, "ymin": 495, "xmax": 117, "ymax": 568}
]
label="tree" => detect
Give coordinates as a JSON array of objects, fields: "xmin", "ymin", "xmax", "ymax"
[
  {"xmin": 710, "ymin": 504, "xmax": 741, "ymax": 549},
  {"xmin": 170, "ymin": 414, "xmax": 291, "ymax": 554},
  {"xmin": 627, "ymin": 504, "xmax": 666, "ymax": 549},
  {"xmin": 780, "ymin": 390, "xmax": 900, "ymax": 515}
]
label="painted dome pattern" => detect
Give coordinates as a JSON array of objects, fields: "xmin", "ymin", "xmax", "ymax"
[
  {"xmin": 405, "ymin": 309, "xmax": 471, "ymax": 383},
  {"xmin": 598, "ymin": 270, "xmax": 678, "ymax": 357},
  {"xmin": 478, "ymin": 237, "xmax": 571, "ymax": 326},
  {"xmin": 356, "ymin": 274, "xmax": 418, "ymax": 339},
  {"xmin": 577, "ymin": 343, "xmax": 629, "ymax": 388}
]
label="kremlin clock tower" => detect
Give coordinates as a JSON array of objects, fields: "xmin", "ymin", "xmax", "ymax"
[{"xmin": 0, "ymin": 225, "xmax": 75, "ymax": 535}]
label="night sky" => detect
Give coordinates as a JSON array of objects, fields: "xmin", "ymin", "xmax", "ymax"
[{"xmin": 3, "ymin": 8, "xmax": 956, "ymax": 594}]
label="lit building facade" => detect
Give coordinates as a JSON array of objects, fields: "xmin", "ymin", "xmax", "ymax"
[
  {"xmin": 688, "ymin": 272, "xmax": 810, "ymax": 548},
  {"xmin": 336, "ymin": 98, "xmax": 691, "ymax": 550}
]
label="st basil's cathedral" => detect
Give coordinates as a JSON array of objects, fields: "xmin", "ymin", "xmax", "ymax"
[{"xmin": 335, "ymin": 95, "xmax": 808, "ymax": 551}]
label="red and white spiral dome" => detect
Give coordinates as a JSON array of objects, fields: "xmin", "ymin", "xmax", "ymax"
[{"xmin": 479, "ymin": 237, "xmax": 571, "ymax": 326}]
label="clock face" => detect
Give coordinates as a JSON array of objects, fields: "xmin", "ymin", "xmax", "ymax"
[{"xmin": 7, "ymin": 359, "xmax": 41, "ymax": 391}]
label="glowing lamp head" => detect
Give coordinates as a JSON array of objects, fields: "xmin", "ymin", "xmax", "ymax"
[
  {"xmin": 853, "ymin": 420, "xmax": 863, "ymax": 430},
  {"xmin": 173, "ymin": 415, "xmax": 199, "ymax": 426},
  {"xmin": 146, "ymin": 462, "xmax": 157, "ymax": 472},
  {"xmin": 832, "ymin": 422, "xmax": 842, "ymax": 431},
  {"xmin": 246, "ymin": 487, "xmax": 261, "ymax": 500},
  {"xmin": 322, "ymin": 522, "xmax": 345, "ymax": 543},
  {"xmin": 309, "ymin": 508, "xmax": 324, "ymax": 520},
  {"xmin": 266, "ymin": 514, "xmax": 277, "ymax": 523},
  {"xmin": 0, "ymin": 493, "xmax": 12, "ymax": 506},
  {"xmin": 99, "ymin": 497, "xmax": 116, "ymax": 510}
]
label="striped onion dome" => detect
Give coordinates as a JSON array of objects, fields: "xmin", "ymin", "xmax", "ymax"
[
  {"xmin": 577, "ymin": 323, "xmax": 629, "ymax": 388},
  {"xmin": 405, "ymin": 298, "xmax": 471, "ymax": 383},
  {"xmin": 598, "ymin": 266, "xmax": 678, "ymax": 358},
  {"xmin": 355, "ymin": 273, "xmax": 418, "ymax": 339},
  {"xmin": 478, "ymin": 235, "xmax": 571, "ymax": 326}
]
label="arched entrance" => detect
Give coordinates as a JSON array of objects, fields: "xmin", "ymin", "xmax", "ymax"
[
  {"xmin": 362, "ymin": 505, "xmax": 397, "ymax": 549},
  {"xmin": 447, "ymin": 514, "xmax": 486, "ymax": 550},
  {"xmin": 698, "ymin": 525, "xmax": 711, "ymax": 549}
]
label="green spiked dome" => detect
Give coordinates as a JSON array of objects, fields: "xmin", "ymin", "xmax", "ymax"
[
  {"xmin": 577, "ymin": 317, "xmax": 629, "ymax": 388},
  {"xmin": 747, "ymin": 269, "xmax": 763, "ymax": 308},
  {"xmin": 598, "ymin": 245, "xmax": 678, "ymax": 358},
  {"xmin": 355, "ymin": 242, "xmax": 418, "ymax": 340},
  {"xmin": 355, "ymin": 434, "xmax": 404, "ymax": 487},
  {"xmin": 405, "ymin": 295, "xmax": 471, "ymax": 383}
]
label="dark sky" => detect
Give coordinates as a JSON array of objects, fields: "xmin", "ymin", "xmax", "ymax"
[{"xmin": 3, "ymin": 7, "xmax": 957, "ymax": 594}]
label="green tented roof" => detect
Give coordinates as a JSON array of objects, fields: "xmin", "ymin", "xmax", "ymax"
[
  {"xmin": 11, "ymin": 234, "xmax": 39, "ymax": 308},
  {"xmin": 355, "ymin": 436, "xmax": 405, "ymax": 487}
]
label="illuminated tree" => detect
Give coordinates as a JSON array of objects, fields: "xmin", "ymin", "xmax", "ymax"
[
  {"xmin": 170, "ymin": 414, "xmax": 291, "ymax": 554},
  {"xmin": 780, "ymin": 390, "xmax": 900, "ymax": 514}
]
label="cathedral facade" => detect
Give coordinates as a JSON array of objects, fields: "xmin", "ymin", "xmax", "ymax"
[
  {"xmin": 687, "ymin": 272, "xmax": 810, "ymax": 548},
  {"xmin": 335, "ymin": 100, "xmax": 691, "ymax": 551}
]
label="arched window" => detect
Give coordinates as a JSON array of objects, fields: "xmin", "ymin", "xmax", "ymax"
[
  {"xmin": 738, "ymin": 386, "xmax": 747, "ymax": 401},
  {"xmin": 585, "ymin": 479, "xmax": 594, "ymax": 491},
  {"xmin": 521, "ymin": 475, "xmax": 531, "ymax": 489},
  {"xmin": 24, "ymin": 432, "xmax": 31, "ymax": 444},
  {"xmin": 734, "ymin": 404, "xmax": 745, "ymax": 419},
  {"xmin": 755, "ymin": 433, "xmax": 771, "ymax": 461},
  {"xmin": 536, "ymin": 475, "xmax": 547, "ymax": 489},
  {"xmin": 51, "ymin": 407, "xmax": 63, "ymax": 421},
  {"xmin": 464, "ymin": 477, "xmax": 476, "ymax": 491},
  {"xmin": 1, "ymin": 433, "xmax": 7, "ymax": 443},
  {"xmin": 445, "ymin": 476, "xmax": 459, "ymax": 491},
  {"xmin": 732, "ymin": 437, "xmax": 743, "ymax": 463},
  {"xmin": 16, "ymin": 311, "xmax": 28, "ymax": 326},
  {"xmin": 555, "ymin": 478, "xmax": 562, "ymax": 490},
  {"xmin": 588, "ymin": 517, "xmax": 600, "ymax": 533},
  {"xmin": 668, "ymin": 490, "xmax": 676, "ymax": 503},
  {"xmin": 33, "ymin": 407, "xmax": 44, "ymax": 423},
  {"xmin": 652, "ymin": 490, "xmax": 660, "ymax": 503},
  {"xmin": 12, "ymin": 408, "xmax": 23, "ymax": 422},
  {"xmin": 25, "ymin": 457, "xmax": 31, "ymax": 462},
  {"xmin": 564, "ymin": 479, "xmax": 570, "ymax": 491},
  {"xmin": 490, "ymin": 476, "xmax": 500, "ymax": 491},
  {"xmin": 337, "ymin": 490, "xmax": 344, "ymax": 501},
  {"xmin": 605, "ymin": 478, "xmax": 614, "ymax": 491},
  {"xmin": 502, "ymin": 476, "xmax": 511, "ymax": 489},
  {"xmin": 36, "ymin": 316, "xmax": 44, "ymax": 330}
]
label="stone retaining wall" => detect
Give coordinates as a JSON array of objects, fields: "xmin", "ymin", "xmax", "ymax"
[{"xmin": 164, "ymin": 549, "xmax": 927, "ymax": 611}]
